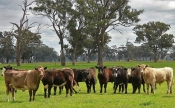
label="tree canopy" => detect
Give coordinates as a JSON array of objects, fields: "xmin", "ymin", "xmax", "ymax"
[{"xmin": 133, "ymin": 21, "xmax": 174, "ymax": 62}]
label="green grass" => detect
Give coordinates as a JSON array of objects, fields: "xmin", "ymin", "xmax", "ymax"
[{"xmin": 0, "ymin": 61, "xmax": 175, "ymax": 108}]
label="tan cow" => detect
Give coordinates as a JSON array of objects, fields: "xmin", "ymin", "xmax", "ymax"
[
  {"xmin": 2, "ymin": 66, "xmax": 47, "ymax": 102},
  {"xmin": 138, "ymin": 64, "xmax": 173, "ymax": 94}
]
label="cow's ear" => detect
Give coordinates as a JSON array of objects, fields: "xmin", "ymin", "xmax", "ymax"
[
  {"xmin": 131, "ymin": 68, "xmax": 135, "ymax": 71},
  {"xmin": 137, "ymin": 65, "xmax": 140, "ymax": 67},
  {"xmin": 124, "ymin": 68, "xmax": 127, "ymax": 70},
  {"xmin": 103, "ymin": 66, "xmax": 106, "ymax": 69},
  {"xmin": 146, "ymin": 65, "xmax": 149, "ymax": 68},
  {"xmin": 35, "ymin": 68, "xmax": 38, "ymax": 70},
  {"xmin": 95, "ymin": 66, "xmax": 98, "ymax": 68},
  {"xmin": 9, "ymin": 67, "xmax": 12, "ymax": 70},
  {"xmin": 44, "ymin": 67, "xmax": 47, "ymax": 70},
  {"xmin": 0, "ymin": 68, "xmax": 2, "ymax": 70}
]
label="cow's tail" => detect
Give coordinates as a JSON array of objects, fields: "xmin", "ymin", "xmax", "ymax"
[
  {"xmin": 74, "ymin": 79, "xmax": 80, "ymax": 91},
  {"xmin": 58, "ymin": 81, "xmax": 67, "ymax": 87}
]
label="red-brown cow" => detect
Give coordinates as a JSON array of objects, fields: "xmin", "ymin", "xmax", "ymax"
[
  {"xmin": 2, "ymin": 66, "xmax": 47, "ymax": 102},
  {"xmin": 95, "ymin": 66, "xmax": 114, "ymax": 93}
]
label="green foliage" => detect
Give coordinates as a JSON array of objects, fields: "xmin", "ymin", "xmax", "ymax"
[
  {"xmin": 133, "ymin": 21, "xmax": 174, "ymax": 62},
  {"xmin": 0, "ymin": 61, "xmax": 175, "ymax": 107}
]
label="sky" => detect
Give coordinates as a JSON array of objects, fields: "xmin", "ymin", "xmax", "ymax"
[{"xmin": 0, "ymin": 0, "xmax": 175, "ymax": 54}]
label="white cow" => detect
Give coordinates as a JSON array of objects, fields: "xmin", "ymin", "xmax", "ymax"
[{"xmin": 138, "ymin": 64, "xmax": 174, "ymax": 94}]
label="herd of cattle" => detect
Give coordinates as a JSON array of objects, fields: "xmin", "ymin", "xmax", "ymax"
[{"xmin": 0, "ymin": 64, "xmax": 174, "ymax": 102}]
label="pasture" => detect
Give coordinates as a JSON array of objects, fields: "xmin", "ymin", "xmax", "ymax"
[{"xmin": 0, "ymin": 61, "xmax": 175, "ymax": 108}]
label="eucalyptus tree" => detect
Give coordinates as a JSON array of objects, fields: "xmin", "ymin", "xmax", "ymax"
[
  {"xmin": 31, "ymin": 0, "xmax": 74, "ymax": 66},
  {"xmin": 10, "ymin": 0, "xmax": 40, "ymax": 66},
  {"xmin": 66, "ymin": 6, "xmax": 87, "ymax": 65},
  {"xmin": 0, "ymin": 31, "xmax": 15, "ymax": 63},
  {"xmin": 133, "ymin": 21, "xmax": 174, "ymax": 62},
  {"xmin": 77, "ymin": 0, "xmax": 143, "ymax": 66}
]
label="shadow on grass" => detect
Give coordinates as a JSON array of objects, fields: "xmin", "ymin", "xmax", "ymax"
[
  {"xmin": 139, "ymin": 101, "xmax": 153, "ymax": 106},
  {"xmin": 162, "ymin": 95, "xmax": 175, "ymax": 98}
]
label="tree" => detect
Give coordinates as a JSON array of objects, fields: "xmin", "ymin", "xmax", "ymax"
[
  {"xmin": 66, "ymin": 14, "xmax": 86, "ymax": 65},
  {"xmin": 10, "ymin": 0, "xmax": 40, "ymax": 66},
  {"xmin": 31, "ymin": 0, "xmax": 73, "ymax": 66},
  {"xmin": 0, "ymin": 31, "xmax": 15, "ymax": 63},
  {"xmin": 77, "ymin": 0, "xmax": 143, "ymax": 66},
  {"xmin": 133, "ymin": 21, "xmax": 174, "ymax": 62}
]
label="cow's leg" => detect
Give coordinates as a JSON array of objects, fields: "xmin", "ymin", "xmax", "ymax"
[
  {"xmin": 138, "ymin": 83, "xmax": 141, "ymax": 93},
  {"xmin": 146, "ymin": 83, "xmax": 150, "ymax": 95},
  {"xmin": 53, "ymin": 86, "xmax": 57, "ymax": 95},
  {"xmin": 48, "ymin": 86, "xmax": 52, "ymax": 98},
  {"xmin": 59, "ymin": 87, "xmax": 63, "ymax": 94},
  {"xmin": 142, "ymin": 83, "xmax": 146, "ymax": 93},
  {"xmin": 44, "ymin": 88, "xmax": 47, "ymax": 98},
  {"xmin": 114, "ymin": 84, "xmax": 118, "ymax": 93},
  {"xmin": 151, "ymin": 82, "xmax": 155, "ymax": 94},
  {"xmin": 93, "ymin": 82, "xmax": 96, "ymax": 93},
  {"xmin": 29, "ymin": 90, "xmax": 32, "ymax": 102},
  {"xmin": 99, "ymin": 83, "xmax": 103, "ymax": 93},
  {"xmin": 11, "ymin": 88, "xmax": 16, "ymax": 101},
  {"xmin": 132, "ymin": 83, "xmax": 136, "ymax": 94},
  {"xmin": 124, "ymin": 83, "xmax": 128, "ymax": 94},
  {"xmin": 104, "ymin": 83, "xmax": 107, "ymax": 93},
  {"xmin": 33, "ymin": 90, "xmax": 37, "ymax": 101},
  {"xmin": 6, "ymin": 85, "xmax": 10, "ymax": 102},
  {"xmin": 167, "ymin": 80, "xmax": 172, "ymax": 94}
]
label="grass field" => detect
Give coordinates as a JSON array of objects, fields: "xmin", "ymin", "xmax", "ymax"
[{"xmin": 0, "ymin": 61, "xmax": 175, "ymax": 108}]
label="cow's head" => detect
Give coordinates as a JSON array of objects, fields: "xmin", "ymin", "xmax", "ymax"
[
  {"xmin": 95, "ymin": 66, "xmax": 106, "ymax": 74},
  {"xmin": 127, "ymin": 68, "xmax": 132, "ymax": 76},
  {"xmin": 1, "ymin": 65, "xmax": 12, "ymax": 76},
  {"xmin": 35, "ymin": 66, "xmax": 47, "ymax": 79},
  {"xmin": 137, "ymin": 64, "xmax": 148, "ymax": 73},
  {"xmin": 112, "ymin": 66, "xmax": 127, "ymax": 77}
]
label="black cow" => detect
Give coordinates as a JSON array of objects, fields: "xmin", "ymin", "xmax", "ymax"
[
  {"xmin": 112, "ymin": 66, "xmax": 129, "ymax": 94},
  {"xmin": 95, "ymin": 66, "xmax": 114, "ymax": 93}
]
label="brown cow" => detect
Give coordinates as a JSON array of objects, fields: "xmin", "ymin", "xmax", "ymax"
[
  {"xmin": 2, "ymin": 66, "xmax": 47, "ymax": 102},
  {"xmin": 95, "ymin": 66, "xmax": 114, "ymax": 93},
  {"xmin": 42, "ymin": 68, "xmax": 75, "ymax": 98}
]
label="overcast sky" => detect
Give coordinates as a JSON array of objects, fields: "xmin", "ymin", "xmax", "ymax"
[{"xmin": 0, "ymin": 0, "xmax": 175, "ymax": 54}]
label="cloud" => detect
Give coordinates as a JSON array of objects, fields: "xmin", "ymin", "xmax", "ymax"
[{"xmin": 0, "ymin": 0, "xmax": 174, "ymax": 53}]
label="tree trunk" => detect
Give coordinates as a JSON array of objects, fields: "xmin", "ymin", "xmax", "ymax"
[
  {"xmin": 87, "ymin": 50, "xmax": 90, "ymax": 63},
  {"xmin": 60, "ymin": 39, "xmax": 65, "ymax": 66},
  {"xmin": 97, "ymin": 44, "xmax": 103, "ymax": 66},
  {"xmin": 153, "ymin": 50, "xmax": 157, "ymax": 62},
  {"xmin": 16, "ymin": 41, "xmax": 21, "ymax": 66},
  {"xmin": 72, "ymin": 50, "xmax": 76, "ymax": 66}
]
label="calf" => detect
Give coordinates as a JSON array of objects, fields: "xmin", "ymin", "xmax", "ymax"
[
  {"xmin": 95, "ymin": 66, "xmax": 114, "ymax": 93},
  {"xmin": 2, "ymin": 66, "xmax": 46, "ymax": 102},
  {"xmin": 112, "ymin": 66, "xmax": 129, "ymax": 94},
  {"xmin": 138, "ymin": 64, "xmax": 174, "ymax": 94}
]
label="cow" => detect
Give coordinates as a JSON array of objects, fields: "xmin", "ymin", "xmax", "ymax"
[
  {"xmin": 2, "ymin": 66, "xmax": 47, "ymax": 102},
  {"xmin": 95, "ymin": 66, "xmax": 114, "ymax": 93},
  {"xmin": 138, "ymin": 64, "xmax": 174, "ymax": 94},
  {"xmin": 86, "ymin": 67, "xmax": 97, "ymax": 93},
  {"xmin": 127, "ymin": 67, "xmax": 145, "ymax": 94},
  {"xmin": 112, "ymin": 66, "xmax": 129, "ymax": 94},
  {"xmin": 42, "ymin": 68, "xmax": 75, "ymax": 98},
  {"xmin": 1, "ymin": 65, "xmax": 27, "ymax": 93},
  {"xmin": 73, "ymin": 67, "xmax": 97, "ymax": 93}
]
